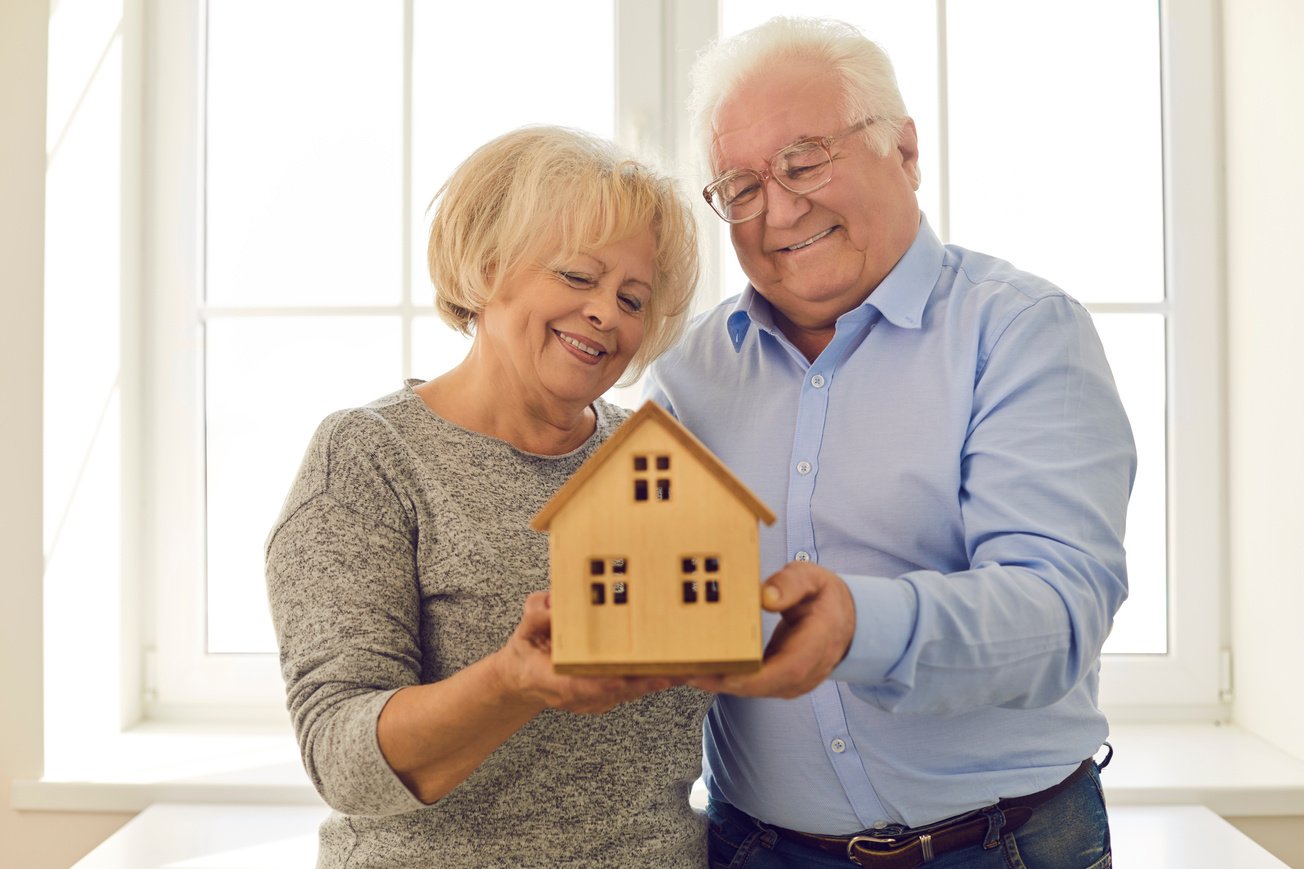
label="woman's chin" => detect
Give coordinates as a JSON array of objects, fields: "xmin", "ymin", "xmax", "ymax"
[{"xmin": 540, "ymin": 377, "xmax": 618, "ymax": 409}]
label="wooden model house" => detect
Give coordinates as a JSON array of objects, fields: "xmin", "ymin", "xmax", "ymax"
[{"xmin": 530, "ymin": 401, "xmax": 776, "ymax": 675}]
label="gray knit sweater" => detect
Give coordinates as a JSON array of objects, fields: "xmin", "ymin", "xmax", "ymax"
[{"xmin": 266, "ymin": 382, "xmax": 712, "ymax": 868}]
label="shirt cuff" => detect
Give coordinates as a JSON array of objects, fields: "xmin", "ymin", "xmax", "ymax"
[{"xmin": 828, "ymin": 574, "xmax": 918, "ymax": 686}]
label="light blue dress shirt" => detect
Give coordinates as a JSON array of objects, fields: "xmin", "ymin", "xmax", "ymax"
[{"xmin": 645, "ymin": 218, "xmax": 1136, "ymax": 833}]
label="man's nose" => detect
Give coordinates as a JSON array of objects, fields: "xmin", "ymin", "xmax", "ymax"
[{"xmin": 764, "ymin": 177, "xmax": 810, "ymax": 228}]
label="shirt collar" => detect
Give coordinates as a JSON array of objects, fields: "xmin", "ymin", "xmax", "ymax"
[
  {"xmin": 863, "ymin": 214, "xmax": 943, "ymax": 331},
  {"xmin": 726, "ymin": 287, "xmax": 772, "ymax": 351},
  {"xmin": 723, "ymin": 215, "xmax": 944, "ymax": 352}
]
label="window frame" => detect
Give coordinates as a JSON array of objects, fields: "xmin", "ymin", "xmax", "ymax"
[
  {"xmin": 1094, "ymin": 0, "xmax": 1226, "ymax": 717},
  {"xmin": 135, "ymin": 0, "xmax": 1224, "ymax": 722}
]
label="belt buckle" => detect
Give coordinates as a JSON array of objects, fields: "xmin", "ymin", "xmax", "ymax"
[{"xmin": 845, "ymin": 833, "xmax": 901, "ymax": 866}]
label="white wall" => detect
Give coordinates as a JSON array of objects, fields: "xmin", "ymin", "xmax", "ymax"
[
  {"xmin": 0, "ymin": 1, "xmax": 134, "ymax": 866},
  {"xmin": 1223, "ymin": 1, "xmax": 1304, "ymax": 864},
  {"xmin": 1225, "ymin": 0, "xmax": 1304, "ymax": 761}
]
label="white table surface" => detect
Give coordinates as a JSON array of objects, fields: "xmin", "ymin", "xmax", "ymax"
[{"xmin": 71, "ymin": 802, "xmax": 1290, "ymax": 868}]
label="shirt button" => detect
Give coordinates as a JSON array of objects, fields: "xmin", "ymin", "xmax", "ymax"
[
  {"xmin": 796, "ymin": 460, "xmax": 812, "ymax": 475},
  {"xmin": 795, "ymin": 551, "xmax": 811, "ymax": 562},
  {"xmin": 811, "ymin": 374, "xmax": 826, "ymax": 388},
  {"xmin": 830, "ymin": 738, "xmax": 846, "ymax": 753},
  {"xmin": 872, "ymin": 820, "xmax": 889, "ymax": 830}
]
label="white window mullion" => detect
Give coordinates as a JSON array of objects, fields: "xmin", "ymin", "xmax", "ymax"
[{"xmin": 934, "ymin": 0, "xmax": 951, "ymax": 241}]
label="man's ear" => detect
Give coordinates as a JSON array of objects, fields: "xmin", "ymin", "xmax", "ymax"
[{"xmin": 898, "ymin": 118, "xmax": 921, "ymax": 191}]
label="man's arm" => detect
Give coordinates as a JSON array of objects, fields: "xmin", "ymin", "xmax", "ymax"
[{"xmin": 688, "ymin": 296, "xmax": 1135, "ymax": 709}]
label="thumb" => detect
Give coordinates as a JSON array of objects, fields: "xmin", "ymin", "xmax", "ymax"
[{"xmin": 760, "ymin": 582, "xmax": 784, "ymax": 611}]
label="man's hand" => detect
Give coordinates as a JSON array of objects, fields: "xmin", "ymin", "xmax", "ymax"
[{"xmin": 689, "ymin": 562, "xmax": 856, "ymax": 699}]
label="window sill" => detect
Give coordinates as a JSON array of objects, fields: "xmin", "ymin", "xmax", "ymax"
[
  {"xmin": 1100, "ymin": 722, "xmax": 1304, "ymax": 816},
  {"xmin": 11, "ymin": 721, "xmax": 318, "ymax": 812},
  {"xmin": 13, "ymin": 721, "xmax": 1304, "ymax": 817}
]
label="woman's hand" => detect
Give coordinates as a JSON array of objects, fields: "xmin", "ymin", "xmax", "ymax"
[
  {"xmin": 493, "ymin": 591, "xmax": 681, "ymax": 714},
  {"xmin": 379, "ymin": 590, "xmax": 681, "ymax": 804}
]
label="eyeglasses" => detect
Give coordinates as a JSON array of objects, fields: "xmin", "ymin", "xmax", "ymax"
[{"xmin": 702, "ymin": 118, "xmax": 877, "ymax": 223}]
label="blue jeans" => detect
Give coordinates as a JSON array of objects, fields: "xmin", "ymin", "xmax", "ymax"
[{"xmin": 706, "ymin": 765, "xmax": 1111, "ymax": 868}]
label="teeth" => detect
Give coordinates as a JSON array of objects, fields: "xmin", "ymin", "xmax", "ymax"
[
  {"xmin": 556, "ymin": 331, "xmax": 603, "ymax": 356},
  {"xmin": 786, "ymin": 227, "xmax": 835, "ymax": 251}
]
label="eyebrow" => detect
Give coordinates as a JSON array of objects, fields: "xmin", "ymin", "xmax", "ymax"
[
  {"xmin": 714, "ymin": 131, "xmax": 823, "ymax": 175},
  {"xmin": 568, "ymin": 254, "xmax": 653, "ymax": 293}
]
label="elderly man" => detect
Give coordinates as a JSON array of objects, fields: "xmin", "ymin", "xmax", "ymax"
[{"xmin": 647, "ymin": 17, "xmax": 1135, "ymax": 869}]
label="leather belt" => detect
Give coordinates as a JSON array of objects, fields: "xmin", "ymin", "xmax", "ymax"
[{"xmin": 769, "ymin": 759, "xmax": 1094, "ymax": 867}]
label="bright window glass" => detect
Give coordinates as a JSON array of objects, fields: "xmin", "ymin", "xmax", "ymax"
[
  {"xmin": 945, "ymin": 0, "xmax": 1164, "ymax": 304},
  {"xmin": 202, "ymin": 0, "xmax": 616, "ymax": 654},
  {"xmin": 206, "ymin": 1, "xmax": 405, "ymax": 306},
  {"xmin": 1095, "ymin": 313, "xmax": 1167, "ymax": 654}
]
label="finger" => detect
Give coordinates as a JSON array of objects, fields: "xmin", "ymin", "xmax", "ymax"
[
  {"xmin": 759, "ymin": 563, "xmax": 825, "ymax": 612},
  {"xmin": 521, "ymin": 590, "xmax": 550, "ymax": 617},
  {"xmin": 553, "ymin": 677, "xmax": 668, "ymax": 714},
  {"xmin": 517, "ymin": 593, "xmax": 553, "ymax": 633}
]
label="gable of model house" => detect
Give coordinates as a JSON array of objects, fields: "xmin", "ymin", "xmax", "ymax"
[{"xmin": 532, "ymin": 401, "xmax": 775, "ymax": 675}]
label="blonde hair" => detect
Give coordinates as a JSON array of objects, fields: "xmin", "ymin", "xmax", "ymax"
[
  {"xmin": 690, "ymin": 17, "xmax": 910, "ymax": 168},
  {"xmin": 427, "ymin": 126, "xmax": 699, "ymax": 383}
]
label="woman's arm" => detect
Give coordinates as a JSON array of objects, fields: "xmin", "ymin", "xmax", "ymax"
[
  {"xmin": 269, "ymin": 410, "xmax": 679, "ymax": 812},
  {"xmin": 376, "ymin": 591, "xmax": 675, "ymax": 804}
]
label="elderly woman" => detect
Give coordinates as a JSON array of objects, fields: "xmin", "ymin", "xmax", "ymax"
[{"xmin": 265, "ymin": 127, "xmax": 707, "ymax": 867}]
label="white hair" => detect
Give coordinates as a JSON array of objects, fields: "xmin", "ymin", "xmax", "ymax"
[{"xmin": 689, "ymin": 16, "xmax": 910, "ymax": 170}]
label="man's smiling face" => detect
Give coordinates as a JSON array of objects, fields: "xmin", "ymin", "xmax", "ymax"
[{"xmin": 710, "ymin": 59, "xmax": 921, "ymax": 333}]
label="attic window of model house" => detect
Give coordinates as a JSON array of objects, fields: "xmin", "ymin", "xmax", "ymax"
[
  {"xmin": 589, "ymin": 558, "xmax": 628, "ymax": 605},
  {"xmin": 633, "ymin": 455, "xmax": 671, "ymax": 502},
  {"xmin": 681, "ymin": 555, "xmax": 721, "ymax": 603}
]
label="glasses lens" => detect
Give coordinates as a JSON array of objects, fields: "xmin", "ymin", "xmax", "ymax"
[
  {"xmin": 710, "ymin": 171, "xmax": 765, "ymax": 222},
  {"xmin": 774, "ymin": 142, "xmax": 832, "ymax": 193}
]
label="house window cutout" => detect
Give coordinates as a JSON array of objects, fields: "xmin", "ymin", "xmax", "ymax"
[
  {"xmin": 633, "ymin": 453, "xmax": 672, "ymax": 503},
  {"xmin": 680, "ymin": 554, "xmax": 722, "ymax": 603},
  {"xmin": 589, "ymin": 557, "xmax": 629, "ymax": 606}
]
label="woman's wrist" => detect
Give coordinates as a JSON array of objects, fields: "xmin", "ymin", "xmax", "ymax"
[{"xmin": 484, "ymin": 645, "xmax": 549, "ymax": 716}]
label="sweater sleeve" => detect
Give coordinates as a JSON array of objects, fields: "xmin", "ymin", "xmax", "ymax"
[{"xmin": 265, "ymin": 411, "xmax": 428, "ymax": 817}]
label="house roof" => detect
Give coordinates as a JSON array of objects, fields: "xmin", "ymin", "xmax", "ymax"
[{"xmin": 530, "ymin": 400, "xmax": 776, "ymax": 531}]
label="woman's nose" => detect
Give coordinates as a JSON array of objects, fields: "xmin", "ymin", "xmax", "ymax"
[{"xmin": 583, "ymin": 289, "xmax": 619, "ymax": 328}]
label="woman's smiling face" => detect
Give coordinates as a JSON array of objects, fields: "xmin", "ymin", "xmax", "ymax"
[{"xmin": 476, "ymin": 229, "xmax": 656, "ymax": 411}]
